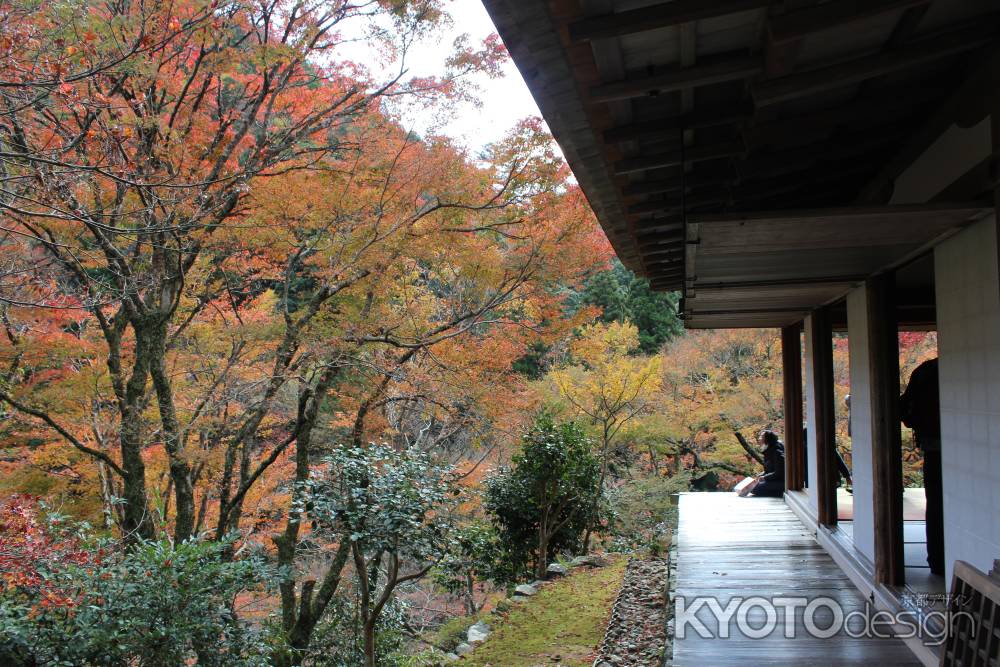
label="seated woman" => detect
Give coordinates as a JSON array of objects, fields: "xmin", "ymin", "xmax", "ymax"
[{"xmin": 750, "ymin": 430, "xmax": 785, "ymax": 497}]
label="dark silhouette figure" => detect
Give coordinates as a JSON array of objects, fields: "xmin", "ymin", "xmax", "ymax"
[
  {"xmin": 752, "ymin": 430, "xmax": 785, "ymax": 497},
  {"xmin": 900, "ymin": 358, "xmax": 943, "ymax": 575}
]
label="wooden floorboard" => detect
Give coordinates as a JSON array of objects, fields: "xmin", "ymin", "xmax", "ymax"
[{"xmin": 672, "ymin": 493, "xmax": 922, "ymax": 666}]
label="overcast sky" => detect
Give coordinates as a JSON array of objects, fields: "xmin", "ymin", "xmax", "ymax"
[{"xmin": 335, "ymin": 0, "xmax": 545, "ymax": 152}]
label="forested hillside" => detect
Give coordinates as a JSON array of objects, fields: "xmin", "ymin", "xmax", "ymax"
[{"xmin": 0, "ymin": 1, "xmax": 938, "ymax": 664}]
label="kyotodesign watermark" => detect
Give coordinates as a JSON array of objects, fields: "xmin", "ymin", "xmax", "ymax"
[{"xmin": 675, "ymin": 594, "xmax": 973, "ymax": 646}]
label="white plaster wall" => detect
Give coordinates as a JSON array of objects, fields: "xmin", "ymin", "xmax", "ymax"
[
  {"xmin": 846, "ymin": 287, "xmax": 877, "ymax": 563},
  {"xmin": 803, "ymin": 314, "xmax": 819, "ymax": 514},
  {"xmin": 934, "ymin": 215, "xmax": 1000, "ymax": 582}
]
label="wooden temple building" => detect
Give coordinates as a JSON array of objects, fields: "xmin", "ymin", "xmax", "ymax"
[{"xmin": 480, "ymin": 0, "xmax": 1000, "ymax": 664}]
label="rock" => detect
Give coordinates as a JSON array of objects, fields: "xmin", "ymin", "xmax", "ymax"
[
  {"xmin": 466, "ymin": 620, "xmax": 490, "ymax": 644},
  {"xmin": 546, "ymin": 562, "xmax": 569, "ymax": 577},
  {"xmin": 513, "ymin": 583, "xmax": 538, "ymax": 597},
  {"xmin": 444, "ymin": 653, "xmax": 459, "ymax": 662},
  {"xmin": 454, "ymin": 642, "xmax": 474, "ymax": 656},
  {"xmin": 570, "ymin": 554, "xmax": 610, "ymax": 568}
]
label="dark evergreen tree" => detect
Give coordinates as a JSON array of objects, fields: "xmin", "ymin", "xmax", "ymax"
[{"xmin": 573, "ymin": 258, "xmax": 683, "ymax": 354}]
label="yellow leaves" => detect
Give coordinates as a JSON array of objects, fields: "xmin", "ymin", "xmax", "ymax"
[
  {"xmin": 570, "ymin": 320, "xmax": 641, "ymax": 364},
  {"xmin": 548, "ymin": 321, "xmax": 663, "ymax": 425}
]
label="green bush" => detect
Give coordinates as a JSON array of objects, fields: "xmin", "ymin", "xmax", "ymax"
[
  {"xmin": 608, "ymin": 473, "xmax": 688, "ymax": 554},
  {"xmin": 485, "ymin": 414, "xmax": 605, "ymax": 579},
  {"xmin": 301, "ymin": 594, "xmax": 409, "ymax": 666},
  {"xmin": 0, "ymin": 537, "xmax": 272, "ymax": 667}
]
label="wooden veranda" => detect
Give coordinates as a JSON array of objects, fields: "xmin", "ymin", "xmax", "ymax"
[{"xmin": 673, "ymin": 493, "xmax": 921, "ymax": 666}]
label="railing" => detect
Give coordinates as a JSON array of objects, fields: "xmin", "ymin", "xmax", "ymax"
[{"xmin": 940, "ymin": 560, "xmax": 1000, "ymax": 666}]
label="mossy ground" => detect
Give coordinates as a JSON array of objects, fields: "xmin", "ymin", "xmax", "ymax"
[{"xmin": 462, "ymin": 556, "xmax": 626, "ymax": 667}]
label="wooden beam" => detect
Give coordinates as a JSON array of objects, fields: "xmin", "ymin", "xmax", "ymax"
[
  {"xmin": 647, "ymin": 248, "xmax": 684, "ymax": 257},
  {"xmin": 810, "ymin": 307, "xmax": 838, "ymax": 527},
  {"xmin": 769, "ymin": 0, "xmax": 929, "ymax": 46},
  {"xmin": 627, "ymin": 191, "xmax": 727, "ymax": 216},
  {"xmin": 694, "ymin": 276, "xmax": 864, "ymax": 290},
  {"xmin": 688, "ymin": 202, "xmax": 990, "ymax": 226},
  {"xmin": 736, "ymin": 126, "xmax": 909, "ymax": 182},
  {"xmin": 615, "ymin": 140, "xmax": 745, "ymax": 175},
  {"xmin": 782, "ymin": 323, "xmax": 805, "ymax": 491},
  {"xmin": 691, "ymin": 306, "xmax": 810, "ymax": 315},
  {"xmin": 636, "ymin": 227, "xmax": 684, "ymax": 241},
  {"xmin": 754, "ymin": 18, "xmax": 1000, "ymax": 108},
  {"xmin": 592, "ymin": 56, "xmax": 762, "ymax": 104},
  {"xmin": 569, "ymin": 0, "xmax": 771, "ymax": 42},
  {"xmin": 604, "ymin": 107, "xmax": 744, "ymax": 144},
  {"xmin": 859, "ymin": 45, "xmax": 1000, "ymax": 202},
  {"xmin": 628, "ymin": 200, "xmax": 683, "ymax": 216},
  {"xmin": 866, "ymin": 274, "xmax": 905, "ymax": 586},
  {"xmin": 622, "ymin": 170, "xmax": 733, "ymax": 197},
  {"xmin": 744, "ymin": 87, "xmax": 939, "ymax": 150},
  {"xmin": 640, "ymin": 228, "xmax": 685, "ymax": 242},
  {"xmin": 647, "ymin": 263, "xmax": 683, "ymax": 272}
]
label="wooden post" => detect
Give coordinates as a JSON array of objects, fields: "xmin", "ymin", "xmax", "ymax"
[
  {"xmin": 810, "ymin": 307, "xmax": 837, "ymax": 526},
  {"xmin": 782, "ymin": 324, "xmax": 804, "ymax": 491},
  {"xmin": 992, "ymin": 101, "xmax": 1000, "ymax": 295},
  {"xmin": 867, "ymin": 274, "xmax": 905, "ymax": 586}
]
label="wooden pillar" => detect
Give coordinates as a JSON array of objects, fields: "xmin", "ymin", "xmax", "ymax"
[
  {"xmin": 867, "ymin": 274, "xmax": 905, "ymax": 586},
  {"xmin": 992, "ymin": 103, "xmax": 1000, "ymax": 295},
  {"xmin": 782, "ymin": 323, "xmax": 804, "ymax": 491},
  {"xmin": 810, "ymin": 307, "xmax": 837, "ymax": 526}
]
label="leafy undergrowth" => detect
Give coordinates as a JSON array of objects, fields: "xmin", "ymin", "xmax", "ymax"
[{"xmin": 463, "ymin": 556, "xmax": 627, "ymax": 667}]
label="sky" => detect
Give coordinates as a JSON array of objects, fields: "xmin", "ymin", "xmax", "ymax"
[{"xmin": 335, "ymin": 0, "xmax": 545, "ymax": 152}]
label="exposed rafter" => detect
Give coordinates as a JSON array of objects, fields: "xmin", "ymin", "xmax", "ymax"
[
  {"xmin": 768, "ymin": 0, "xmax": 929, "ymax": 45},
  {"xmin": 754, "ymin": 17, "xmax": 1000, "ymax": 107},
  {"xmin": 591, "ymin": 56, "xmax": 761, "ymax": 103},
  {"xmin": 615, "ymin": 140, "xmax": 745, "ymax": 175},
  {"xmin": 622, "ymin": 170, "xmax": 733, "ymax": 197},
  {"xmin": 569, "ymin": 0, "xmax": 771, "ymax": 42},
  {"xmin": 604, "ymin": 106, "xmax": 744, "ymax": 143},
  {"xmin": 744, "ymin": 87, "xmax": 939, "ymax": 149}
]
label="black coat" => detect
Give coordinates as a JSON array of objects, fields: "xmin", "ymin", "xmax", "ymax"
[{"xmin": 760, "ymin": 442, "xmax": 785, "ymax": 484}]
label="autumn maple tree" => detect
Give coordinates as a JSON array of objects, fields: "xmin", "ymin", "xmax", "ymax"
[
  {"xmin": 0, "ymin": 0, "xmax": 614, "ymax": 661},
  {"xmin": 549, "ymin": 321, "xmax": 663, "ymax": 483}
]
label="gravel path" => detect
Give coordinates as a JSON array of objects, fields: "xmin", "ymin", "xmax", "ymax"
[{"xmin": 592, "ymin": 558, "xmax": 669, "ymax": 667}]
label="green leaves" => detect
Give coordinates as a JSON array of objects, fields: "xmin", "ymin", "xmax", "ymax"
[
  {"xmin": 484, "ymin": 414, "xmax": 605, "ymax": 578},
  {"xmin": 310, "ymin": 444, "xmax": 460, "ymax": 563},
  {"xmin": 0, "ymin": 535, "xmax": 274, "ymax": 666}
]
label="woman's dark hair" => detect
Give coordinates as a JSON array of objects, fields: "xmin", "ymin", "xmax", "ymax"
[{"xmin": 760, "ymin": 430, "xmax": 779, "ymax": 447}]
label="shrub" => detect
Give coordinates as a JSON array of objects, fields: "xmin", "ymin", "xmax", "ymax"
[
  {"xmin": 0, "ymin": 498, "xmax": 272, "ymax": 667},
  {"xmin": 484, "ymin": 414, "xmax": 605, "ymax": 579}
]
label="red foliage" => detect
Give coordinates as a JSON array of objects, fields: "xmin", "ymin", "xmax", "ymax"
[{"xmin": 0, "ymin": 495, "xmax": 91, "ymax": 608}]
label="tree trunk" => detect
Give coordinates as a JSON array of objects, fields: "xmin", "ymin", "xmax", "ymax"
[
  {"xmin": 144, "ymin": 321, "xmax": 196, "ymax": 543},
  {"xmin": 734, "ymin": 431, "xmax": 765, "ymax": 466},
  {"xmin": 536, "ymin": 521, "xmax": 549, "ymax": 580},
  {"xmin": 119, "ymin": 334, "xmax": 156, "ymax": 543},
  {"xmin": 363, "ymin": 620, "xmax": 377, "ymax": 667},
  {"xmin": 580, "ymin": 528, "xmax": 592, "ymax": 555},
  {"xmin": 272, "ymin": 369, "xmax": 343, "ymax": 666},
  {"xmin": 464, "ymin": 572, "xmax": 476, "ymax": 616}
]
